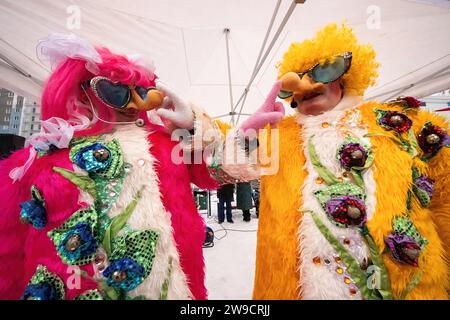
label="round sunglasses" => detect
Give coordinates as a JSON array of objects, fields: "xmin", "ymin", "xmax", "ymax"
[
  {"xmin": 83, "ymin": 76, "xmax": 157, "ymax": 110},
  {"xmin": 278, "ymin": 52, "xmax": 352, "ymax": 99}
]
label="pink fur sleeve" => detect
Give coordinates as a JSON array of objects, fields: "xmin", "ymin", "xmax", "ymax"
[
  {"xmin": 188, "ymin": 159, "xmax": 219, "ymax": 190},
  {"xmin": 0, "ymin": 148, "xmax": 34, "ymax": 298}
]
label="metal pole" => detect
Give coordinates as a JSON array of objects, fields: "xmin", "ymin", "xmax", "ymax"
[
  {"xmin": 235, "ymin": 0, "xmax": 301, "ymax": 124},
  {"xmin": 234, "ymin": 0, "xmax": 282, "ymax": 115},
  {"xmin": 224, "ymin": 28, "xmax": 235, "ymax": 125}
]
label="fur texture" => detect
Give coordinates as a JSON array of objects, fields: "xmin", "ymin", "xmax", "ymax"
[
  {"xmin": 253, "ymin": 116, "xmax": 305, "ymax": 299},
  {"xmin": 361, "ymin": 102, "xmax": 449, "ymax": 299},
  {"xmin": 148, "ymin": 124, "xmax": 218, "ymax": 300}
]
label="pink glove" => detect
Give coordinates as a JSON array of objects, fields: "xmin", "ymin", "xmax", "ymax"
[{"xmin": 239, "ymin": 81, "xmax": 285, "ymax": 135}]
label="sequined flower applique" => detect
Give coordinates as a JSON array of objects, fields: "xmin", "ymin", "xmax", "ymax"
[
  {"xmin": 386, "ymin": 96, "xmax": 422, "ymax": 111},
  {"xmin": 315, "ymin": 183, "xmax": 367, "ymax": 228},
  {"xmin": 19, "ymin": 185, "xmax": 47, "ymax": 229},
  {"xmin": 21, "ymin": 265, "xmax": 65, "ymax": 300},
  {"xmin": 70, "ymin": 139, "xmax": 123, "ymax": 179},
  {"xmin": 48, "ymin": 208, "xmax": 98, "ymax": 265},
  {"xmin": 375, "ymin": 109, "xmax": 412, "ymax": 134},
  {"xmin": 417, "ymin": 122, "xmax": 450, "ymax": 161},
  {"xmin": 385, "ymin": 216, "xmax": 427, "ymax": 267},
  {"xmin": 103, "ymin": 257, "xmax": 145, "ymax": 291}
]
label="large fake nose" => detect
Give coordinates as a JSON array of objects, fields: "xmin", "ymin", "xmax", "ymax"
[
  {"xmin": 127, "ymin": 88, "xmax": 164, "ymax": 111},
  {"xmin": 280, "ymin": 72, "xmax": 325, "ymax": 101}
]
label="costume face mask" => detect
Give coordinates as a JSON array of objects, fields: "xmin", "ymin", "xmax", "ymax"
[
  {"xmin": 83, "ymin": 76, "xmax": 163, "ymax": 112},
  {"xmin": 278, "ymin": 52, "xmax": 352, "ymax": 99}
]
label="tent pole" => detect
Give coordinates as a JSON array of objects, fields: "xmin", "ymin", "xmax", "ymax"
[
  {"xmin": 235, "ymin": 0, "xmax": 304, "ymax": 125},
  {"xmin": 241, "ymin": 0, "xmax": 281, "ymax": 105},
  {"xmin": 0, "ymin": 53, "xmax": 31, "ymax": 78},
  {"xmin": 232, "ymin": 0, "xmax": 281, "ymax": 124},
  {"xmin": 224, "ymin": 28, "xmax": 235, "ymax": 125}
]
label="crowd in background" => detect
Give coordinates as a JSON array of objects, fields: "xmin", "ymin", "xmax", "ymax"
[{"xmin": 216, "ymin": 180, "xmax": 260, "ymax": 223}]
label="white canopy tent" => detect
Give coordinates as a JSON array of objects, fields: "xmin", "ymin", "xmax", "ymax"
[{"xmin": 1, "ymin": 0, "xmax": 449, "ymax": 125}]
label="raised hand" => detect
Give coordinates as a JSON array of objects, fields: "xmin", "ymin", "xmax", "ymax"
[
  {"xmin": 239, "ymin": 81, "xmax": 285, "ymax": 135},
  {"xmin": 155, "ymin": 81, "xmax": 195, "ymax": 130}
]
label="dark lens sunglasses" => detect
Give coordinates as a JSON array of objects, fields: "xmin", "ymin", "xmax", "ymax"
[
  {"xmin": 82, "ymin": 76, "xmax": 156, "ymax": 110},
  {"xmin": 278, "ymin": 52, "xmax": 352, "ymax": 99}
]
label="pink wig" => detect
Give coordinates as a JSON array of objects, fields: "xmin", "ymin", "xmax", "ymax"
[{"xmin": 41, "ymin": 47, "xmax": 156, "ymax": 136}]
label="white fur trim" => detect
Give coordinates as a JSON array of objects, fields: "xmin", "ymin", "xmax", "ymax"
[
  {"xmin": 101, "ymin": 125, "xmax": 191, "ymax": 299},
  {"xmin": 296, "ymin": 95, "xmax": 377, "ymax": 300}
]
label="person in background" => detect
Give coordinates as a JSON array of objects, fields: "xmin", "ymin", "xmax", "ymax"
[
  {"xmin": 237, "ymin": 182, "xmax": 253, "ymax": 222},
  {"xmin": 217, "ymin": 184, "xmax": 235, "ymax": 224},
  {"xmin": 250, "ymin": 179, "xmax": 260, "ymax": 218}
]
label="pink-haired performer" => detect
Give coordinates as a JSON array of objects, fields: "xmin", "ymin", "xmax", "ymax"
[{"xmin": 0, "ymin": 34, "xmax": 218, "ymax": 300}]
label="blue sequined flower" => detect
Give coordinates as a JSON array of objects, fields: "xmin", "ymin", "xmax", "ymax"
[
  {"xmin": 74, "ymin": 143, "xmax": 112, "ymax": 172},
  {"xmin": 103, "ymin": 258, "xmax": 145, "ymax": 291},
  {"xmin": 21, "ymin": 283, "xmax": 59, "ymax": 300},
  {"xmin": 20, "ymin": 199, "xmax": 47, "ymax": 229},
  {"xmin": 59, "ymin": 222, "xmax": 97, "ymax": 264}
]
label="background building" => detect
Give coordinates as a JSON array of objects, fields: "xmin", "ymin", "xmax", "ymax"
[
  {"xmin": 19, "ymin": 100, "xmax": 41, "ymax": 138},
  {"xmin": 0, "ymin": 88, "xmax": 23, "ymax": 135}
]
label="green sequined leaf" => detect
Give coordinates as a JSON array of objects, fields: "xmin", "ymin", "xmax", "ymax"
[
  {"xmin": 314, "ymin": 182, "xmax": 365, "ymax": 211},
  {"xmin": 47, "ymin": 207, "xmax": 98, "ymax": 265},
  {"xmin": 392, "ymin": 216, "xmax": 428, "ymax": 249},
  {"xmin": 74, "ymin": 289, "xmax": 103, "ymax": 300},
  {"xmin": 412, "ymin": 185, "xmax": 431, "ymax": 208},
  {"xmin": 110, "ymin": 230, "xmax": 159, "ymax": 278}
]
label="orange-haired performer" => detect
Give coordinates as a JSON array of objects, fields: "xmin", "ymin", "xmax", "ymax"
[
  {"xmin": 250, "ymin": 23, "xmax": 450, "ymax": 300},
  {"xmin": 193, "ymin": 23, "xmax": 450, "ymax": 299}
]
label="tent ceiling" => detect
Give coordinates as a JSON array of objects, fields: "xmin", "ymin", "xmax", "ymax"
[{"xmin": 0, "ymin": 0, "xmax": 449, "ymax": 123}]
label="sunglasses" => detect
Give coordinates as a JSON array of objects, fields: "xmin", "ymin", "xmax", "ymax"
[
  {"xmin": 83, "ymin": 76, "xmax": 157, "ymax": 110},
  {"xmin": 278, "ymin": 52, "xmax": 352, "ymax": 99}
]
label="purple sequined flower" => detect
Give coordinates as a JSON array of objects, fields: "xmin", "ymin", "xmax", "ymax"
[
  {"xmin": 414, "ymin": 174, "xmax": 434, "ymax": 198},
  {"xmin": 325, "ymin": 195, "xmax": 367, "ymax": 227},
  {"xmin": 385, "ymin": 233, "xmax": 421, "ymax": 267},
  {"xmin": 378, "ymin": 111, "xmax": 412, "ymax": 134},
  {"xmin": 417, "ymin": 122, "xmax": 450, "ymax": 155},
  {"xmin": 338, "ymin": 143, "xmax": 368, "ymax": 170}
]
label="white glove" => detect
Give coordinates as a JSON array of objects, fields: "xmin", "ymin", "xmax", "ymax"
[{"xmin": 155, "ymin": 81, "xmax": 195, "ymax": 131}]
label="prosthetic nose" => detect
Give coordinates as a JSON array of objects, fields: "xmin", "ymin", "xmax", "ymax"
[
  {"xmin": 280, "ymin": 72, "xmax": 325, "ymax": 102},
  {"xmin": 127, "ymin": 88, "xmax": 164, "ymax": 111}
]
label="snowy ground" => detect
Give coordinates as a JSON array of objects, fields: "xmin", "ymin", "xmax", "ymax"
[{"xmin": 200, "ymin": 195, "xmax": 258, "ymax": 300}]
